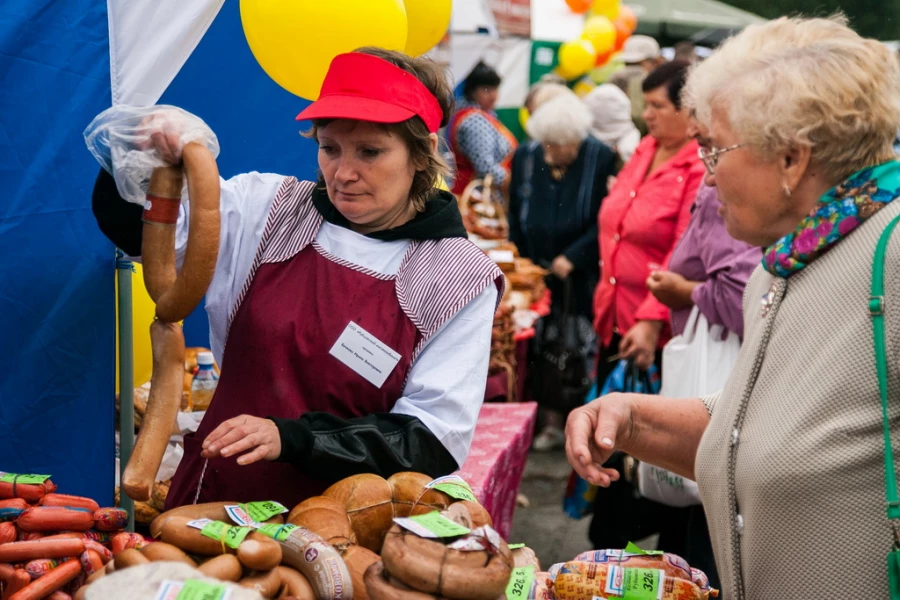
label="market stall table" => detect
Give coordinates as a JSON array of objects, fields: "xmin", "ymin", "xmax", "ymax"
[
  {"xmin": 455, "ymin": 401, "xmax": 538, "ymax": 539},
  {"xmin": 483, "ymin": 289, "xmax": 550, "ymax": 402}
]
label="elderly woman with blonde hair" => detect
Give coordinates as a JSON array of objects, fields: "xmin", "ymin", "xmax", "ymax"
[
  {"xmin": 509, "ymin": 88, "xmax": 617, "ymax": 450},
  {"xmin": 566, "ymin": 15, "xmax": 900, "ymax": 598}
]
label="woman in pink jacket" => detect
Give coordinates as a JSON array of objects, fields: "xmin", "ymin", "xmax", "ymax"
[{"xmin": 589, "ymin": 60, "xmax": 705, "ymax": 552}]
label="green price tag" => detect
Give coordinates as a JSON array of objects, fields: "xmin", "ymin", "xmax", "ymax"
[
  {"xmin": 619, "ymin": 567, "xmax": 662, "ymax": 600},
  {"xmin": 175, "ymin": 579, "xmax": 229, "ymax": 600},
  {"xmin": 241, "ymin": 501, "xmax": 286, "ymax": 524},
  {"xmin": 407, "ymin": 512, "xmax": 471, "ymax": 538},
  {"xmin": 505, "ymin": 566, "xmax": 534, "ymax": 600},
  {"xmin": 431, "ymin": 477, "xmax": 478, "ymax": 502},
  {"xmin": 624, "ymin": 542, "xmax": 664, "ymax": 556},
  {"xmin": 0, "ymin": 473, "xmax": 51, "ymax": 484},
  {"xmin": 200, "ymin": 521, "xmax": 252, "ymax": 549},
  {"xmin": 255, "ymin": 523, "xmax": 298, "ymax": 542},
  {"xmin": 508, "ymin": 543, "xmax": 526, "ymax": 550}
]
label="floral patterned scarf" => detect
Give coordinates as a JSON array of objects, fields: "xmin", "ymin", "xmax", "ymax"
[{"xmin": 763, "ymin": 160, "xmax": 900, "ymax": 277}]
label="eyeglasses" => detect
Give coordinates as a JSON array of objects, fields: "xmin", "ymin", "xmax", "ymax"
[{"xmin": 698, "ymin": 143, "xmax": 744, "ymax": 175}]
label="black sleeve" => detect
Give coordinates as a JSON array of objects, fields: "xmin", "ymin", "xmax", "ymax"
[
  {"xmin": 271, "ymin": 412, "xmax": 459, "ymax": 482},
  {"xmin": 92, "ymin": 168, "xmax": 144, "ymax": 256}
]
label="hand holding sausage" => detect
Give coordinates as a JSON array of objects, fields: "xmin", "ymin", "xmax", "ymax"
[
  {"xmin": 564, "ymin": 394, "xmax": 635, "ymax": 487},
  {"xmin": 136, "ymin": 109, "xmax": 199, "ymax": 166},
  {"xmin": 201, "ymin": 415, "xmax": 282, "ymax": 465}
]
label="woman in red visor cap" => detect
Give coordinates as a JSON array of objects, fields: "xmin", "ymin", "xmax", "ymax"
[{"xmin": 93, "ymin": 48, "xmax": 503, "ymax": 509}]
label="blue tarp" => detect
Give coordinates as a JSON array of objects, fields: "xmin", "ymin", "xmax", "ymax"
[
  {"xmin": 0, "ymin": 0, "xmax": 116, "ymax": 502},
  {"xmin": 1, "ymin": 0, "xmax": 319, "ymax": 502}
]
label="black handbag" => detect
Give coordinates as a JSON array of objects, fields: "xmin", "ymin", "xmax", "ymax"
[{"xmin": 531, "ymin": 277, "xmax": 596, "ymax": 414}]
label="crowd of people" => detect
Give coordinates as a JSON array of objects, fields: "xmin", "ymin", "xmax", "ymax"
[
  {"xmin": 449, "ymin": 14, "xmax": 900, "ymax": 599},
  {"xmin": 95, "ymin": 13, "xmax": 900, "ymax": 597}
]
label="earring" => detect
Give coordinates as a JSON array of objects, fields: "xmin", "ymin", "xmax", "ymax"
[{"xmin": 783, "ymin": 184, "xmax": 793, "ymax": 197}]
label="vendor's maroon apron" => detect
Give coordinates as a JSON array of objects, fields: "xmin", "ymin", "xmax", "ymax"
[{"xmin": 166, "ymin": 178, "xmax": 502, "ymax": 509}]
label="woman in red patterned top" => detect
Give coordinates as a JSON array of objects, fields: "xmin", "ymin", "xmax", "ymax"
[
  {"xmin": 447, "ymin": 62, "xmax": 518, "ymax": 196},
  {"xmin": 589, "ymin": 60, "xmax": 705, "ymax": 551}
]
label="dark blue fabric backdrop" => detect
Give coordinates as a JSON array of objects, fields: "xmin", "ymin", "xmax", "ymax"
[
  {"xmin": 0, "ymin": 0, "xmax": 319, "ymax": 502},
  {"xmin": 0, "ymin": 0, "xmax": 115, "ymax": 502}
]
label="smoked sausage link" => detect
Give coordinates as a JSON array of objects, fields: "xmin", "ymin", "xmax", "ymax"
[
  {"xmin": 278, "ymin": 527, "xmax": 352, "ymax": 600},
  {"xmin": 121, "ymin": 320, "xmax": 185, "ymax": 502},
  {"xmin": 124, "ymin": 141, "xmax": 219, "ymax": 503},
  {"xmin": 380, "ymin": 525, "xmax": 512, "ymax": 600},
  {"xmin": 143, "ymin": 142, "xmax": 220, "ymax": 323}
]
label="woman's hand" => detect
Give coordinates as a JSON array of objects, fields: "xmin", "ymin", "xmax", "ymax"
[
  {"xmin": 201, "ymin": 415, "xmax": 282, "ymax": 466},
  {"xmin": 565, "ymin": 394, "xmax": 634, "ymax": 486},
  {"xmin": 619, "ymin": 320, "xmax": 663, "ymax": 370},
  {"xmin": 137, "ymin": 110, "xmax": 190, "ymax": 165},
  {"xmin": 551, "ymin": 255, "xmax": 575, "ymax": 280},
  {"xmin": 646, "ymin": 270, "xmax": 699, "ymax": 309}
]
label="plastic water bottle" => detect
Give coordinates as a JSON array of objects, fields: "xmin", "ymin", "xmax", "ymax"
[{"xmin": 191, "ymin": 351, "xmax": 219, "ymax": 411}]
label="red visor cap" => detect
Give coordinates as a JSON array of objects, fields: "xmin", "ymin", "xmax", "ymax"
[{"xmin": 296, "ymin": 53, "xmax": 444, "ymax": 133}]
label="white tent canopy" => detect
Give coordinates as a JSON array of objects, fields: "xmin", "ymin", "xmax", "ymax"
[
  {"xmin": 451, "ymin": 0, "xmax": 584, "ymax": 41},
  {"xmin": 445, "ymin": 0, "xmax": 586, "ymax": 113},
  {"xmin": 109, "ymin": 0, "xmax": 225, "ymax": 105}
]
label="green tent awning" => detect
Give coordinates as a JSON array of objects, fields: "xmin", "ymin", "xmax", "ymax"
[{"xmin": 627, "ymin": 0, "xmax": 764, "ymax": 41}]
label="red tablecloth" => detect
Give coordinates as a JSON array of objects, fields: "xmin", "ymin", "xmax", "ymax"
[{"xmin": 455, "ymin": 401, "xmax": 538, "ymax": 539}]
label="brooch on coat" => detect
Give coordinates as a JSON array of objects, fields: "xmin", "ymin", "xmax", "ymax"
[{"xmin": 760, "ymin": 282, "xmax": 778, "ymax": 318}]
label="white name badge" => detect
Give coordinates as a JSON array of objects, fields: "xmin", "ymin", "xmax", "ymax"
[{"xmin": 329, "ymin": 321, "xmax": 402, "ymax": 388}]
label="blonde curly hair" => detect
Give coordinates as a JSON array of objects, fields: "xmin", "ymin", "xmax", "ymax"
[{"xmin": 684, "ymin": 15, "xmax": 900, "ymax": 181}]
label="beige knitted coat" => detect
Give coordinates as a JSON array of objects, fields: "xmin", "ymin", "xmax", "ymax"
[{"xmin": 696, "ymin": 199, "xmax": 900, "ymax": 599}]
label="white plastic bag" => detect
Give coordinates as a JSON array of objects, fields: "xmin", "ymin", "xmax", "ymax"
[
  {"xmin": 155, "ymin": 443, "xmax": 184, "ymax": 482},
  {"xmin": 83, "ymin": 105, "xmax": 219, "ymax": 204},
  {"xmin": 638, "ymin": 306, "xmax": 741, "ymax": 507}
]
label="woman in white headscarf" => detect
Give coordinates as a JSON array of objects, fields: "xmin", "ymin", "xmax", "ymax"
[{"xmin": 583, "ymin": 84, "xmax": 642, "ymax": 163}]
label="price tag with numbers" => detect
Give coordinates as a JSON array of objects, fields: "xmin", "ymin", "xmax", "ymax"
[
  {"xmin": 198, "ymin": 520, "xmax": 252, "ymax": 549},
  {"xmin": 505, "ymin": 566, "xmax": 534, "ymax": 600},
  {"xmin": 242, "ymin": 501, "xmax": 287, "ymax": 524},
  {"xmin": 155, "ymin": 580, "xmax": 231, "ymax": 600},
  {"xmin": 0, "ymin": 473, "xmax": 51, "ymax": 484},
  {"xmin": 604, "ymin": 566, "xmax": 664, "ymax": 600},
  {"xmin": 255, "ymin": 523, "xmax": 299, "ymax": 542},
  {"xmin": 176, "ymin": 580, "xmax": 230, "ymax": 600},
  {"xmin": 425, "ymin": 475, "xmax": 478, "ymax": 502},
  {"xmin": 394, "ymin": 512, "xmax": 470, "ymax": 539}
]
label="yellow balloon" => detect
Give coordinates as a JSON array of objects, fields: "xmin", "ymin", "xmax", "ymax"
[
  {"xmin": 582, "ymin": 16, "xmax": 617, "ymax": 56},
  {"xmin": 115, "ymin": 264, "xmax": 155, "ymax": 389},
  {"xmin": 590, "ymin": 0, "xmax": 621, "ymax": 21},
  {"xmin": 404, "ymin": 0, "xmax": 452, "ymax": 56},
  {"xmin": 240, "ymin": 0, "xmax": 408, "ymax": 100},
  {"xmin": 557, "ymin": 39, "xmax": 598, "ymax": 81}
]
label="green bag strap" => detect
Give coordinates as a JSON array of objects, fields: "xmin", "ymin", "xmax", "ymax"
[{"xmin": 870, "ymin": 213, "xmax": 900, "ymax": 523}]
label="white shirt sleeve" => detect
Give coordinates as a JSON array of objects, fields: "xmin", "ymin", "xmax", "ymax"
[
  {"xmin": 391, "ymin": 283, "xmax": 498, "ymax": 467},
  {"xmin": 171, "ymin": 171, "xmax": 285, "ymax": 364}
]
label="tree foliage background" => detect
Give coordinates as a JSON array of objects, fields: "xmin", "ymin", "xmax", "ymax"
[{"xmin": 725, "ymin": 0, "xmax": 900, "ymax": 40}]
